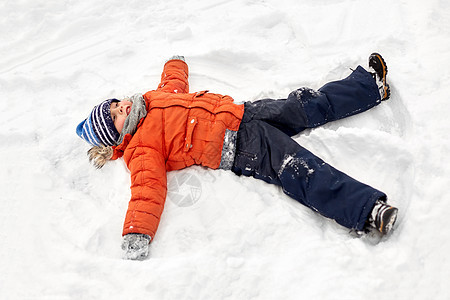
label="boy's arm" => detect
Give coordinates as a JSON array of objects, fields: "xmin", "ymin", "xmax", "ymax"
[
  {"xmin": 122, "ymin": 148, "xmax": 167, "ymax": 242},
  {"xmin": 156, "ymin": 56, "xmax": 189, "ymax": 93}
]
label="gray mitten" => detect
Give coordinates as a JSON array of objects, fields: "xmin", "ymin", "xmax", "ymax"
[
  {"xmin": 121, "ymin": 233, "xmax": 151, "ymax": 260},
  {"xmin": 167, "ymin": 55, "xmax": 185, "ymax": 62}
]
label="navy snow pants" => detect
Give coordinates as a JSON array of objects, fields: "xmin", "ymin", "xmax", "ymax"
[{"xmin": 232, "ymin": 66, "xmax": 386, "ymax": 231}]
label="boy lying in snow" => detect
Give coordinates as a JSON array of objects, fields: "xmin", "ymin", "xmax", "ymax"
[{"xmin": 77, "ymin": 53, "xmax": 398, "ymax": 260}]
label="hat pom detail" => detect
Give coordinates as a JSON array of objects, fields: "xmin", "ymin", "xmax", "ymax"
[{"xmin": 88, "ymin": 146, "xmax": 113, "ymax": 169}]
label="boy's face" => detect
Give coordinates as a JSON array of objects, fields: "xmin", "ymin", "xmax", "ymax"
[{"xmin": 110, "ymin": 100, "xmax": 132, "ymax": 134}]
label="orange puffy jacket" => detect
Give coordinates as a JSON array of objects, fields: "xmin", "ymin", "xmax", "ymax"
[{"xmin": 111, "ymin": 59, "xmax": 244, "ymax": 239}]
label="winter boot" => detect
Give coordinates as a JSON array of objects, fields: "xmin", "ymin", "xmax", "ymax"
[
  {"xmin": 369, "ymin": 53, "xmax": 390, "ymax": 100},
  {"xmin": 368, "ymin": 199, "xmax": 398, "ymax": 234}
]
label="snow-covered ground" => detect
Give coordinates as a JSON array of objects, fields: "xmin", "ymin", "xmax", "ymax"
[{"xmin": 1, "ymin": 0, "xmax": 450, "ymax": 299}]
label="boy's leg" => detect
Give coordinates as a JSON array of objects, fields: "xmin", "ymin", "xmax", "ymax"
[
  {"xmin": 244, "ymin": 66, "xmax": 381, "ymax": 136},
  {"xmin": 232, "ymin": 120, "xmax": 385, "ymax": 231}
]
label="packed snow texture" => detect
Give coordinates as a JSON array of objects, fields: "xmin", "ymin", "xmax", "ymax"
[{"xmin": 1, "ymin": 0, "xmax": 450, "ymax": 299}]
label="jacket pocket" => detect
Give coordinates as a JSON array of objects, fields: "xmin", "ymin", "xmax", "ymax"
[{"xmin": 184, "ymin": 116, "xmax": 198, "ymax": 152}]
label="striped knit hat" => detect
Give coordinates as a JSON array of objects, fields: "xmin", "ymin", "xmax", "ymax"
[{"xmin": 76, "ymin": 99, "xmax": 120, "ymax": 147}]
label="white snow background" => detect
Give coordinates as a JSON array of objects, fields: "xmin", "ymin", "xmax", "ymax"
[{"xmin": 1, "ymin": 0, "xmax": 450, "ymax": 299}]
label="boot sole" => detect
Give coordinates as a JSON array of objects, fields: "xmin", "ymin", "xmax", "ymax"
[
  {"xmin": 370, "ymin": 53, "xmax": 390, "ymax": 100},
  {"xmin": 371, "ymin": 53, "xmax": 388, "ymax": 78},
  {"xmin": 379, "ymin": 207, "xmax": 398, "ymax": 234}
]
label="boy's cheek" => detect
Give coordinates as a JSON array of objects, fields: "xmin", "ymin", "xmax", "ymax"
[{"xmin": 116, "ymin": 119, "xmax": 126, "ymax": 133}]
